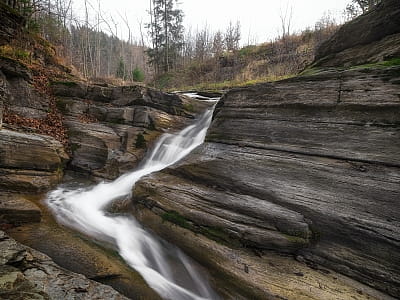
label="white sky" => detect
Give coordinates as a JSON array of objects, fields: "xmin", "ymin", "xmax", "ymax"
[{"xmin": 73, "ymin": 0, "xmax": 351, "ymax": 44}]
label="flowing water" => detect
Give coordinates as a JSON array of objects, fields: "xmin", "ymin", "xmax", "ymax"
[{"xmin": 46, "ymin": 102, "xmax": 220, "ymax": 300}]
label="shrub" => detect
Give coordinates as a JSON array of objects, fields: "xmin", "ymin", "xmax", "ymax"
[
  {"xmin": 135, "ymin": 133, "xmax": 146, "ymax": 148},
  {"xmin": 132, "ymin": 67, "xmax": 145, "ymax": 82}
]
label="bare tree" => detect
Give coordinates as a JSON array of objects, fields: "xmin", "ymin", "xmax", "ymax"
[{"xmin": 225, "ymin": 21, "xmax": 241, "ymax": 51}]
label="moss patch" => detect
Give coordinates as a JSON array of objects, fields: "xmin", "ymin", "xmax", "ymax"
[
  {"xmin": 135, "ymin": 133, "xmax": 146, "ymax": 149},
  {"xmin": 201, "ymin": 226, "xmax": 232, "ymax": 245},
  {"xmin": 283, "ymin": 234, "xmax": 308, "ymax": 246},
  {"xmin": 161, "ymin": 211, "xmax": 191, "ymax": 229},
  {"xmin": 299, "ymin": 67, "xmax": 324, "ymax": 76},
  {"xmin": 183, "ymin": 103, "xmax": 195, "ymax": 112}
]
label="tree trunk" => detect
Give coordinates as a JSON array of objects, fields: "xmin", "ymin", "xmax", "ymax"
[{"xmin": 164, "ymin": 0, "xmax": 169, "ymax": 72}]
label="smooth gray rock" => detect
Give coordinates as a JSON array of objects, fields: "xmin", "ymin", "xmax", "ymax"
[{"xmin": 133, "ymin": 66, "xmax": 400, "ymax": 298}]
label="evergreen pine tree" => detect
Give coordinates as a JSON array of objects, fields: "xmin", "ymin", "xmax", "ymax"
[{"xmin": 146, "ymin": 0, "xmax": 184, "ymax": 74}]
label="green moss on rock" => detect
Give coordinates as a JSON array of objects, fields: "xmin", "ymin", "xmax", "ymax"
[
  {"xmin": 135, "ymin": 133, "xmax": 146, "ymax": 149},
  {"xmin": 161, "ymin": 211, "xmax": 191, "ymax": 229}
]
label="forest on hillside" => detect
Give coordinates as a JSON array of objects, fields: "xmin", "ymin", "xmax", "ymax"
[{"xmin": 0, "ymin": 0, "xmax": 381, "ymax": 89}]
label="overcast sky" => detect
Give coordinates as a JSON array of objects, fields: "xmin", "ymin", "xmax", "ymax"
[{"xmin": 74, "ymin": 0, "xmax": 351, "ymax": 44}]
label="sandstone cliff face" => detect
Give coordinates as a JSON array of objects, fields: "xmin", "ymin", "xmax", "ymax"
[
  {"xmin": 132, "ymin": 4, "xmax": 400, "ymax": 298},
  {"xmin": 51, "ymin": 81, "xmax": 205, "ymax": 179},
  {"xmin": 132, "ymin": 66, "xmax": 400, "ymax": 298},
  {"xmin": 0, "ymin": 3, "xmax": 23, "ymax": 47},
  {"xmin": 314, "ymin": 0, "xmax": 400, "ymax": 67},
  {"xmin": 0, "ymin": 130, "xmax": 68, "ymax": 192}
]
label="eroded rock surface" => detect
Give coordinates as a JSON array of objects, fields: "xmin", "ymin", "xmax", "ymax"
[
  {"xmin": 133, "ymin": 66, "xmax": 400, "ymax": 298},
  {"xmin": 0, "ymin": 3, "xmax": 23, "ymax": 47},
  {"xmin": 52, "ymin": 81, "xmax": 207, "ymax": 179},
  {"xmin": 0, "ymin": 129, "xmax": 68, "ymax": 192},
  {"xmin": 0, "ymin": 230, "xmax": 128, "ymax": 299},
  {"xmin": 314, "ymin": 0, "xmax": 400, "ymax": 67}
]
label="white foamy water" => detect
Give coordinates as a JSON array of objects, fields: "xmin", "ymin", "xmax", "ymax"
[{"xmin": 46, "ymin": 102, "xmax": 220, "ymax": 300}]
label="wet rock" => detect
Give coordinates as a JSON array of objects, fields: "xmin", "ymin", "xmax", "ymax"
[
  {"xmin": 0, "ymin": 129, "xmax": 68, "ymax": 171},
  {"xmin": 0, "ymin": 231, "xmax": 129, "ymax": 299},
  {"xmin": 133, "ymin": 208, "xmax": 394, "ymax": 300}
]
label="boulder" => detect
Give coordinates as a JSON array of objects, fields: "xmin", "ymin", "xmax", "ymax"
[{"xmin": 0, "ymin": 231, "xmax": 129, "ymax": 299}]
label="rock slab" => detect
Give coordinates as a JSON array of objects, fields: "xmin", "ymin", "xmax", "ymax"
[
  {"xmin": 133, "ymin": 66, "xmax": 400, "ymax": 298},
  {"xmin": 0, "ymin": 230, "xmax": 128, "ymax": 299}
]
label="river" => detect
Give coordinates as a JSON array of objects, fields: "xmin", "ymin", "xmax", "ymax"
[{"xmin": 46, "ymin": 97, "xmax": 220, "ymax": 300}]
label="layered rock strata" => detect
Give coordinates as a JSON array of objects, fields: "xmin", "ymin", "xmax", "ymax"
[
  {"xmin": 133, "ymin": 66, "xmax": 400, "ymax": 298},
  {"xmin": 52, "ymin": 81, "xmax": 206, "ymax": 179},
  {"xmin": 0, "ymin": 129, "xmax": 68, "ymax": 192},
  {"xmin": 314, "ymin": 0, "xmax": 400, "ymax": 67}
]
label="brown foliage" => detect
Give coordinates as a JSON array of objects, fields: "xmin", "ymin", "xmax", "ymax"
[{"xmin": 2, "ymin": 33, "xmax": 73, "ymax": 150}]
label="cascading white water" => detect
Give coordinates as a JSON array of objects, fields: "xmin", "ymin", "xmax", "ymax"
[{"xmin": 46, "ymin": 102, "xmax": 220, "ymax": 300}]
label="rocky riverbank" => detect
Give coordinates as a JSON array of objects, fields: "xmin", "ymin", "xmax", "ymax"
[
  {"xmin": 0, "ymin": 230, "xmax": 131, "ymax": 299},
  {"xmin": 0, "ymin": 5, "xmax": 207, "ymax": 295},
  {"xmin": 131, "ymin": 1, "xmax": 400, "ymax": 298},
  {"xmin": 1, "ymin": 0, "xmax": 399, "ymax": 299}
]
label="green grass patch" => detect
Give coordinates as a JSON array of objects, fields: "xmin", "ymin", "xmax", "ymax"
[
  {"xmin": 381, "ymin": 58, "xmax": 400, "ymax": 67},
  {"xmin": 351, "ymin": 58, "xmax": 400, "ymax": 70},
  {"xmin": 0, "ymin": 45, "xmax": 31, "ymax": 63},
  {"xmin": 174, "ymin": 74, "xmax": 294, "ymax": 92}
]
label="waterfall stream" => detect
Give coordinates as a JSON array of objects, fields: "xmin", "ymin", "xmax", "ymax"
[{"xmin": 46, "ymin": 99, "xmax": 219, "ymax": 300}]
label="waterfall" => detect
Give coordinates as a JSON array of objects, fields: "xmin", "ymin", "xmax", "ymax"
[{"xmin": 46, "ymin": 101, "xmax": 219, "ymax": 300}]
